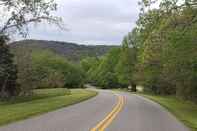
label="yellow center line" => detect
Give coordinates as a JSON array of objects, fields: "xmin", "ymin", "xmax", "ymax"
[
  {"xmin": 90, "ymin": 95, "xmax": 121, "ymax": 131},
  {"xmin": 99, "ymin": 96, "xmax": 125, "ymax": 131},
  {"xmin": 90, "ymin": 94, "xmax": 125, "ymax": 131}
]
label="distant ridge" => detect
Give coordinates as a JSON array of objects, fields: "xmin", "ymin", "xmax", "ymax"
[{"xmin": 10, "ymin": 39, "xmax": 119, "ymax": 61}]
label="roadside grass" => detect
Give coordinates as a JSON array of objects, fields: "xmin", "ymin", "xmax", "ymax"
[
  {"xmin": 141, "ymin": 94, "xmax": 197, "ymax": 131},
  {"xmin": 0, "ymin": 88, "xmax": 71, "ymax": 105},
  {"xmin": 0, "ymin": 88, "xmax": 97, "ymax": 126}
]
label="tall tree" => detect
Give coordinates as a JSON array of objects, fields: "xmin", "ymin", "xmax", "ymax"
[
  {"xmin": 0, "ymin": 36, "xmax": 17, "ymax": 98},
  {"xmin": 86, "ymin": 48, "xmax": 121, "ymax": 88},
  {"xmin": 0, "ymin": 0, "xmax": 61, "ymax": 36},
  {"xmin": 135, "ymin": 0, "xmax": 197, "ymax": 98},
  {"xmin": 0, "ymin": 0, "xmax": 61, "ymax": 98},
  {"xmin": 12, "ymin": 46, "xmax": 36, "ymax": 96},
  {"xmin": 116, "ymin": 35, "xmax": 137, "ymax": 91}
]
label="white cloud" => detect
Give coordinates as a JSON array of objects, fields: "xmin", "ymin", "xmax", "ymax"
[{"xmin": 25, "ymin": 0, "xmax": 140, "ymax": 45}]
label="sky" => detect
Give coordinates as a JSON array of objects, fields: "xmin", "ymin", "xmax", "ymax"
[{"xmin": 26, "ymin": 0, "xmax": 140, "ymax": 45}]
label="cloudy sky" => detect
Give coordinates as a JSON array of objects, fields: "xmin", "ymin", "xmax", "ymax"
[{"xmin": 27, "ymin": 0, "xmax": 140, "ymax": 45}]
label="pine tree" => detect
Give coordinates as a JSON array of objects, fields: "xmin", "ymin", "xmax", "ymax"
[{"xmin": 0, "ymin": 36, "xmax": 18, "ymax": 98}]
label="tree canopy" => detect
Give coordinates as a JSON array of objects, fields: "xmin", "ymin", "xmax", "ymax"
[
  {"xmin": 133, "ymin": 0, "xmax": 197, "ymax": 101},
  {"xmin": 82, "ymin": 0, "xmax": 197, "ymax": 102},
  {"xmin": 0, "ymin": 0, "xmax": 61, "ymax": 37}
]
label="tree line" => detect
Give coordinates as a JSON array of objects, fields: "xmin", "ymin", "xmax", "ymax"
[
  {"xmin": 1, "ymin": 41, "xmax": 85, "ymax": 99},
  {"xmin": 80, "ymin": 45, "xmax": 137, "ymax": 91},
  {"xmin": 12, "ymin": 46, "xmax": 85, "ymax": 96},
  {"xmin": 81, "ymin": 0, "xmax": 197, "ymax": 102},
  {"xmin": 0, "ymin": 0, "xmax": 65, "ymax": 99}
]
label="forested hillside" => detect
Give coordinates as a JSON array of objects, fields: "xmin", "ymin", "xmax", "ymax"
[
  {"xmin": 4, "ymin": 39, "xmax": 116, "ymax": 96},
  {"xmin": 11, "ymin": 40, "xmax": 117, "ymax": 62}
]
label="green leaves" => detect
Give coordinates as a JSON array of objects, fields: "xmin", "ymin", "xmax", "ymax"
[
  {"xmin": 31, "ymin": 50, "xmax": 85, "ymax": 89},
  {"xmin": 0, "ymin": 0, "xmax": 62, "ymax": 37},
  {"xmin": 134, "ymin": 0, "xmax": 197, "ymax": 99},
  {"xmin": 82, "ymin": 42, "xmax": 138, "ymax": 89},
  {"xmin": 0, "ymin": 37, "xmax": 17, "ymax": 98},
  {"xmin": 82, "ymin": 48, "xmax": 121, "ymax": 88}
]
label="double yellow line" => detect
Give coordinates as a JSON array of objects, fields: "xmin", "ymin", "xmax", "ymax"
[{"xmin": 90, "ymin": 95, "xmax": 125, "ymax": 131}]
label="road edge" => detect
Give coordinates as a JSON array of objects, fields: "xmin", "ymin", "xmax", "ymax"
[
  {"xmin": 140, "ymin": 94, "xmax": 192, "ymax": 131},
  {"xmin": 113, "ymin": 89, "xmax": 191, "ymax": 131}
]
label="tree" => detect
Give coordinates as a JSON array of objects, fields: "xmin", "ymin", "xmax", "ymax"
[
  {"xmin": 12, "ymin": 46, "xmax": 36, "ymax": 96},
  {"xmin": 0, "ymin": 0, "xmax": 61, "ymax": 98},
  {"xmin": 115, "ymin": 35, "xmax": 137, "ymax": 91},
  {"xmin": 134, "ymin": 0, "xmax": 197, "ymax": 99},
  {"xmin": 0, "ymin": 0, "xmax": 60, "ymax": 97},
  {"xmin": 80, "ymin": 57, "xmax": 98, "ymax": 84},
  {"xmin": 87, "ymin": 48, "xmax": 121, "ymax": 88},
  {"xmin": 32, "ymin": 50, "xmax": 85, "ymax": 89},
  {"xmin": 0, "ymin": 36, "xmax": 18, "ymax": 98},
  {"xmin": 86, "ymin": 57, "xmax": 101, "ymax": 85},
  {"xmin": 0, "ymin": 0, "xmax": 62, "ymax": 36}
]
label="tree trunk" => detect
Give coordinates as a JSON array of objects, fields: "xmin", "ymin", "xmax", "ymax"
[
  {"xmin": 131, "ymin": 83, "xmax": 137, "ymax": 92},
  {"xmin": 0, "ymin": 74, "xmax": 9, "ymax": 98}
]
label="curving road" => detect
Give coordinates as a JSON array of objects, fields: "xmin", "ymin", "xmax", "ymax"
[{"xmin": 0, "ymin": 89, "xmax": 189, "ymax": 131}]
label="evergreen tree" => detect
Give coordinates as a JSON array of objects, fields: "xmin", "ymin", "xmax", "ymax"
[{"xmin": 0, "ymin": 36, "xmax": 17, "ymax": 98}]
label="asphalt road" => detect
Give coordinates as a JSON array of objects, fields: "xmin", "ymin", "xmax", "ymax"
[{"xmin": 0, "ymin": 90, "xmax": 189, "ymax": 131}]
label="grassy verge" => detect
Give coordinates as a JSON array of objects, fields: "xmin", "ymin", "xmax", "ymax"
[
  {"xmin": 0, "ymin": 88, "xmax": 97, "ymax": 126},
  {"xmin": 141, "ymin": 94, "xmax": 197, "ymax": 131}
]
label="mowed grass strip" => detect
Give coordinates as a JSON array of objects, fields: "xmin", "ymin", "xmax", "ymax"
[
  {"xmin": 0, "ymin": 88, "xmax": 97, "ymax": 126},
  {"xmin": 142, "ymin": 94, "xmax": 197, "ymax": 131}
]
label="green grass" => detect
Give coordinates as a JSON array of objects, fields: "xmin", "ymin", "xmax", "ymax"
[
  {"xmin": 141, "ymin": 94, "xmax": 197, "ymax": 131},
  {"xmin": 0, "ymin": 88, "xmax": 71, "ymax": 105},
  {"xmin": 0, "ymin": 88, "xmax": 97, "ymax": 126}
]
